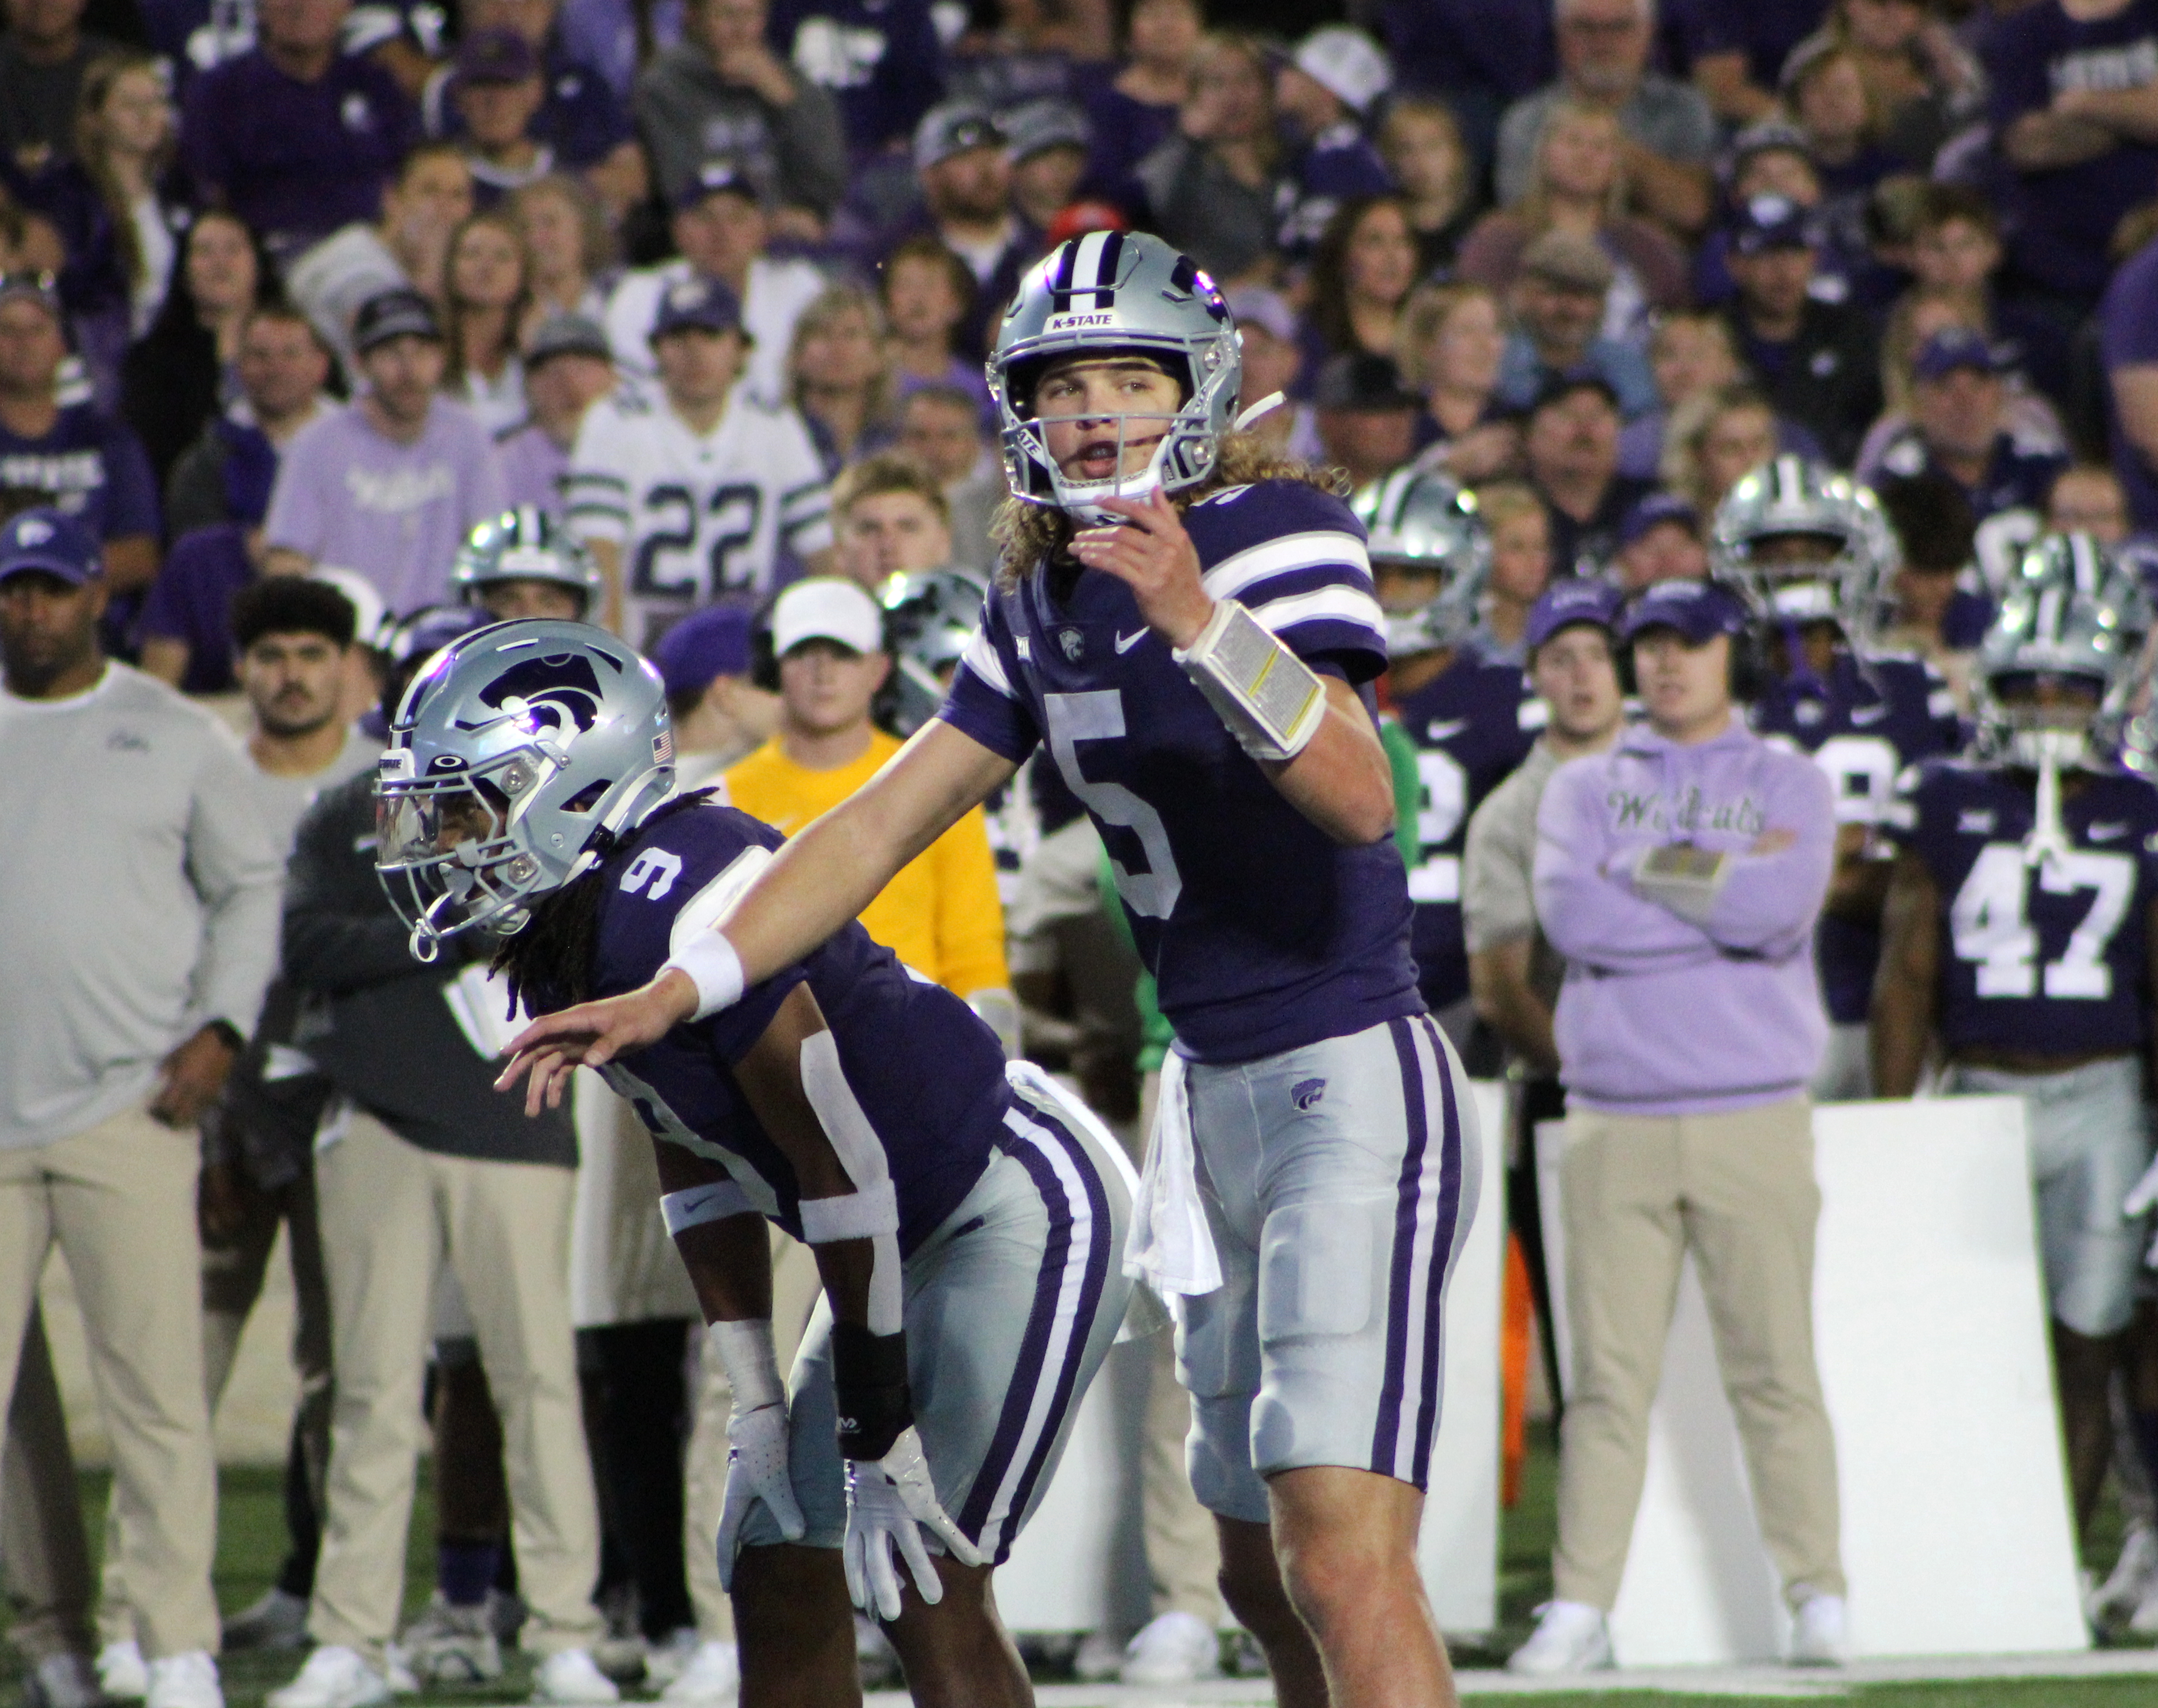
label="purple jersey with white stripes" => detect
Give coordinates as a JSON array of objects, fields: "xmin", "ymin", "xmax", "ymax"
[
  {"xmin": 1887, "ymin": 759, "xmax": 2158, "ymax": 1057},
  {"xmin": 1752, "ymin": 650, "xmax": 1962, "ymax": 1024},
  {"xmin": 1391, "ymin": 649, "xmax": 1541, "ymax": 1012},
  {"xmin": 939, "ymin": 478, "xmax": 1423, "ymax": 1063},
  {"xmin": 521, "ymin": 800, "xmax": 1005, "ymax": 1253}
]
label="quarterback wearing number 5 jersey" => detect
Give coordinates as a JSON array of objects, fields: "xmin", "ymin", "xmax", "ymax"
[{"xmin": 1875, "ymin": 533, "xmax": 2158, "ymax": 1555}]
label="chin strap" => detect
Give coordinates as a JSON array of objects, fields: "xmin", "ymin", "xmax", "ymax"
[
  {"xmin": 2025, "ymin": 744, "xmax": 2073, "ymax": 869},
  {"xmin": 1232, "ymin": 391, "xmax": 1284, "ymax": 431}
]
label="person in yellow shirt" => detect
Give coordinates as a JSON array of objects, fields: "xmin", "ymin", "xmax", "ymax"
[{"xmin": 725, "ymin": 576, "xmax": 1017, "ymax": 1052}]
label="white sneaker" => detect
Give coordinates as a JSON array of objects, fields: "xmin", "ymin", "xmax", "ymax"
[
  {"xmin": 144, "ymin": 1653, "xmax": 222, "ymax": 1708},
  {"xmin": 1121, "ymin": 1611, "xmax": 1221, "ymax": 1685},
  {"xmin": 98, "ymin": 1643, "xmax": 149, "ymax": 1702},
  {"xmin": 268, "ymin": 1646, "xmax": 392, "ymax": 1708},
  {"xmin": 531, "ymin": 1650, "xmax": 621, "ymax": 1705},
  {"xmin": 1790, "ymin": 1593, "xmax": 1849, "ymax": 1666},
  {"xmin": 1507, "ymin": 1601, "xmax": 1614, "ymax": 1675},
  {"xmin": 656, "ymin": 1640, "xmax": 738, "ymax": 1704},
  {"xmin": 223, "ymin": 1588, "xmax": 311, "ymax": 1652},
  {"xmin": 398, "ymin": 1593, "xmax": 502, "ymax": 1685},
  {"xmin": 25, "ymin": 1652, "xmax": 110, "ymax": 1708},
  {"xmin": 2099, "ymin": 1525, "xmax": 2158, "ymax": 1625}
]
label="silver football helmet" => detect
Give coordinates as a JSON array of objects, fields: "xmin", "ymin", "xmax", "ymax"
[
  {"xmin": 990, "ymin": 230, "xmax": 1242, "ymax": 526},
  {"xmin": 1349, "ymin": 467, "xmax": 1489, "ymax": 658},
  {"xmin": 450, "ymin": 507, "xmax": 606, "ymax": 615},
  {"xmin": 1710, "ymin": 455, "xmax": 1896, "ymax": 633},
  {"xmin": 375, "ymin": 620, "xmax": 674, "ymax": 961},
  {"xmin": 1977, "ymin": 532, "xmax": 2151, "ymax": 775},
  {"xmin": 879, "ymin": 566, "xmax": 988, "ymax": 735}
]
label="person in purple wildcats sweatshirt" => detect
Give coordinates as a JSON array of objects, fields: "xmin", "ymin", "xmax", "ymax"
[{"xmin": 1512, "ymin": 575, "xmax": 1847, "ymax": 1677}]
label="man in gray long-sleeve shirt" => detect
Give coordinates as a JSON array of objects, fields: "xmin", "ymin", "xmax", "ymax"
[{"xmin": 0, "ymin": 509, "xmax": 282, "ymax": 1708}]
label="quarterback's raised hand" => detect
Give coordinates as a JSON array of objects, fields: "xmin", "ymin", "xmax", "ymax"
[
  {"xmin": 1070, "ymin": 488, "xmax": 1214, "ymax": 648},
  {"xmin": 495, "ymin": 970, "xmax": 698, "ymax": 1114}
]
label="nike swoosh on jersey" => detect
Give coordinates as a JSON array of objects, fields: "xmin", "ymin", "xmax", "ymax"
[
  {"xmin": 1422, "ymin": 718, "xmax": 1470, "ymax": 740},
  {"xmin": 1116, "ymin": 629, "xmax": 1147, "ymax": 654}
]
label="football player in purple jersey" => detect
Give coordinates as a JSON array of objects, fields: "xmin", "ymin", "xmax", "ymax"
[
  {"xmin": 1717, "ymin": 456, "xmax": 1964, "ymax": 1099},
  {"xmin": 1353, "ymin": 467, "xmax": 1542, "ymax": 1057},
  {"xmin": 1874, "ymin": 534, "xmax": 2158, "ymax": 1563},
  {"xmin": 498, "ymin": 230, "xmax": 1481, "ymax": 1708},
  {"xmin": 381, "ymin": 622, "xmax": 1135, "ymax": 1708}
]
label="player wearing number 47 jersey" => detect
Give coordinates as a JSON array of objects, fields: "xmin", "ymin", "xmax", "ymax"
[
  {"xmin": 1874, "ymin": 532, "xmax": 2158, "ymax": 1559},
  {"xmin": 1715, "ymin": 457, "xmax": 1961, "ymax": 1100},
  {"xmin": 499, "ymin": 231, "xmax": 1483, "ymax": 1708},
  {"xmin": 566, "ymin": 277, "xmax": 835, "ymax": 651}
]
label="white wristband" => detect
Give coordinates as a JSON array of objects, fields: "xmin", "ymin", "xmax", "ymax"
[
  {"xmin": 707, "ymin": 1317, "xmax": 786, "ymax": 1415},
  {"xmin": 661, "ymin": 931, "xmax": 746, "ymax": 1021},
  {"xmin": 1173, "ymin": 599, "xmax": 1326, "ymax": 763}
]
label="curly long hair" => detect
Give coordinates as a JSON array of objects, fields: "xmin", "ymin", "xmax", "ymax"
[{"xmin": 990, "ymin": 432, "xmax": 1344, "ymax": 588}]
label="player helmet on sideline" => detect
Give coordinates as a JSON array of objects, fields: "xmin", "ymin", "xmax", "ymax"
[
  {"xmin": 375, "ymin": 620, "xmax": 675, "ymax": 960},
  {"xmin": 880, "ymin": 565, "xmax": 988, "ymax": 734},
  {"xmin": 1978, "ymin": 532, "xmax": 2152, "ymax": 770},
  {"xmin": 450, "ymin": 507, "xmax": 606, "ymax": 615},
  {"xmin": 1349, "ymin": 467, "xmax": 1489, "ymax": 658},
  {"xmin": 990, "ymin": 230, "xmax": 1242, "ymax": 526},
  {"xmin": 1710, "ymin": 455, "xmax": 1896, "ymax": 634}
]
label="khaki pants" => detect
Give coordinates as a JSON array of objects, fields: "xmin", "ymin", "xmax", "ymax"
[
  {"xmin": 0, "ymin": 1106, "xmax": 221, "ymax": 1657},
  {"xmin": 311, "ymin": 1112, "xmax": 601, "ymax": 1663},
  {"xmin": 2, "ymin": 1306, "xmax": 96, "ymax": 1662},
  {"xmin": 1553, "ymin": 1097, "xmax": 1845, "ymax": 1611}
]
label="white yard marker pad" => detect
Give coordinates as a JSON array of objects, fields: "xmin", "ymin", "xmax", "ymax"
[{"xmin": 1538, "ymin": 1094, "xmax": 2088, "ymax": 1666}]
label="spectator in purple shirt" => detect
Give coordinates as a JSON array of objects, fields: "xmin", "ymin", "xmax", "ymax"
[
  {"xmin": 495, "ymin": 310, "xmax": 614, "ymax": 515},
  {"xmin": 2102, "ymin": 227, "xmax": 2158, "ymax": 532},
  {"xmin": 1082, "ymin": 0, "xmax": 1196, "ymax": 208},
  {"xmin": 182, "ymin": 0, "xmax": 419, "ymax": 260},
  {"xmin": 1666, "ymin": 0, "xmax": 1828, "ymax": 127},
  {"xmin": 766, "ymin": 0, "xmax": 946, "ymax": 164},
  {"xmin": 262, "ymin": 287, "xmax": 505, "ymax": 613},
  {"xmin": 1514, "ymin": 575, "xmax": 1845, "ymax": 1676},
  {"xmin": 1381, "ymin": 0, "xmax": 1554, "ymax": 173},
  {"xmin": 163, "ymin": 300, "xmax": 337, "ymax": 541},
  {"xmin": 1987, "ymin": 0, "xmax": 2158, "ymax": 310},
  {"xmin": 0, "ymin": 272, "xmax": 158, "ymax": 596},
  {"xmin": 1864, "ymin": 328, "xmax": 2069, "ymax": 528},
  {"xmin": 1272, "ymin": 25, "xmax": 1397, "ymax": 262},
  {"xmin": 888, "ymin": 102, "xmax": 1036, "ymax": 358}
]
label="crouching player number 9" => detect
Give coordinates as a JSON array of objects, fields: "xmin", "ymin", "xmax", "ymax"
[
  {"xmin": 374, "ymin": 618, "xmax": 1134, "ymax": 1706},
  {"xmin": 499, "ymin": 232, "xmax": 1483, "ymax": 1708}
]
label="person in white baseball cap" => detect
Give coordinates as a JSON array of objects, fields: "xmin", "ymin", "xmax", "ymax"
[{"xmin": 1273, "ymin": 25, "xmax": 1396, "ymax": 260}]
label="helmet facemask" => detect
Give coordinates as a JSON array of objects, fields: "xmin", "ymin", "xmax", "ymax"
[
  {"xmin": 376, "ymin": 751, "xmax": 564, "ymax": 960},
  {"xmin": 1000, "ymin": 349, "xmax": 1224, "ymax": 527}
]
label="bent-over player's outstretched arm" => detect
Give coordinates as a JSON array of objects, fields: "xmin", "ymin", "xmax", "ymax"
[{"xmin": 495, "ymin": 722, "xmax": 1016, "ymax": 1105}]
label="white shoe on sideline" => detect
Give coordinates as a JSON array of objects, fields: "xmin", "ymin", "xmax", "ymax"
[
  {"xmin": 656, "ymin": 1640, "xmax": 738, "ymax": 1704},
  {"xmin": 143, "ymin": 1653, "xmax": 222, "ymax": 1708},
  {"xmin": 268, "ymin": 1648, "xmax": 391, "ymax": 1708},
  {"xmin": 1121, "ymin": 1611, "xmax": 1221, "ymax": 1685},
  {"xmin": 223, "ymin": 1588, "xmax": 311, "ymax": 1652},
  {"xmin": 1507, "ymin": 1601, "xmax": 1613, "ymax": 1675},
  {"xmin": 25, "ymin": 1651, "xmax": 111, "ymax": 1708},
  {"xmin": 640, "ymin": 1630, "xmax": 701, "ymax": 1690},
  {"xmin": 97, "ymin": 1643, "xmax": 149, "ymax": 1702},
  {"xmin": 398, "ymin": 1593, "xmax": 502, "ymax": 1685},
  {"xmin": 531, "ymin": 1650, "xmax": 620, "ymax": 1705},
  {"xmin": 1790, "ymin": 1593, "xmax": 1849, "ymax": 1666}
]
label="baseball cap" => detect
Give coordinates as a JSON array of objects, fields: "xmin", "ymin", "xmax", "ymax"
[
  {"xmin": 454, "ymin": 27, "xmax": 538, "ymax": 84},
  {"xmin": 0, "ymin": 270, "xmax": 62, "ymax": 320},
  {"xmin": 1002, "ymin": 97, "xmax": 1089, "ymax": 163},
  {"xmin": 353, "ymin": 287, "xmax": 441, "ymax": 353},
  {"xmin": 1225, "ymin": 285, "xmax": 1297, "ymax": 345},
  {"xmin": 1726, "ymin": 119, "xmax": 1814, "ymax": 180},
  {"xmin": 914, "ymin": 102, "xmax": 1002, "ymax": 173},
  {"xmin": 655, "ymin": 602, "xmax": 755, "ymax": 699},
  {"xmin": 770, "ymin": 577, "xmax": 886, "ymax": 657},
  {"xmin": 1520, "ymin": 230, "xmax": 1614, "ymax": 295},
  {"xmin": 1619, "ymin": 576, "xmax": 1750, "ymax": 644},
  {"xmin": 1619, "ymin": 492, "xmax": 1699, "ymax": 550},
  {"xmin": 1913, "ymin": 326, "xmax": 1998, "ymax": 383},
  {"xmin": 674, "ymin": 157, "xmax": 765, "ymax": 212},
  {"xmin": 650, "ymin": 274, "xmax": 743, "ymax": 341},
  {"xmin": 1292, "ymin": 25, "xmax": 1392, "ymax": 115},
  {"xmin": 526, "ymin": 311, "xmax": 612, "ymax": 367},
  {"xmin": 1730, "ymin": 193, "xmax": 1812, "ymax": 257},
  {"xmin": 1525, "ymin": 577, "xmax": 1625, "ymax": 654},
  {"xmin": 1527, "ymin": 368, "xmax": 1620, "ymax": 418},
  {"xmin": 1313, "ymin": 352, "xmax": 1419, "ymax": 413},
  {"xmin": 0, "ymin": 508, "xmax": 100, "ymax": 585}
]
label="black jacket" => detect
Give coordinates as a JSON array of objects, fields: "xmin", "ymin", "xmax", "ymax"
[
  {"xmin": 1724, "ymin": 299, "xmax": 1882, "ymax": 469},
  {"xmin": 283, "ymin": 772, "xmax": 576, "ymax": 1167}
]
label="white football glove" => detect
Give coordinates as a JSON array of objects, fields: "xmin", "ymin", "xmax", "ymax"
[
  {"xmin": 714, "ymin": 1402, "xmax": 806, "ymax": 1589},
  {"xmin": 841, "ymin": 1425, "xmax": 986, "ymax": 1620}
]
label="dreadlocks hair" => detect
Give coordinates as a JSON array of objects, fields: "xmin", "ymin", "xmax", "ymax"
[
  {"xmin": 491, "ymin": 790, "xmax": 721, "ymax": 1014},
  {"xmin": 990, "ymin": 431, "xmax": 1345, "ymax": 589}
]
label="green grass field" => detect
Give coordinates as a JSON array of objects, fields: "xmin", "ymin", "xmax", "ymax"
[{"xmin": 4, "ymin": 1429, "xmax": 2155, "ymax": 1707}]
